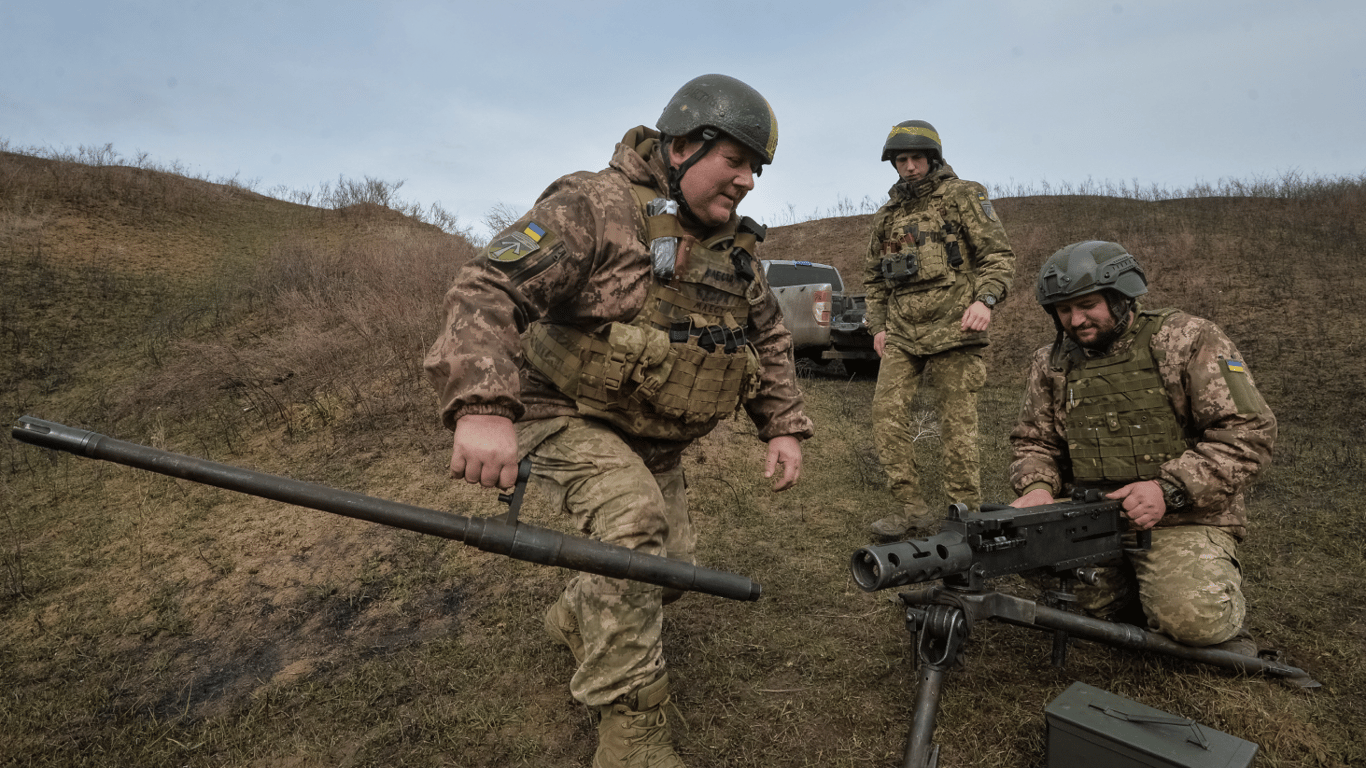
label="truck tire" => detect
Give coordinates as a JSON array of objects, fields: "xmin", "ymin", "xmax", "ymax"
[{"xmin": 843, "ymin": 358, "xmax": 881, "ymax": 378}]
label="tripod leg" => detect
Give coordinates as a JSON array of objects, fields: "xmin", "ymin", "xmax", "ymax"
[
  {"xmin": 902, "ymin": 604, "xmax": 967, "ymax": 768},
  {"xmin": 903, "ymin": 663, "xmax": 948, "ymax": 768},
  {"xmin": 1051, "ymin": 627, "xmax": 1069, "ymax": 668}
]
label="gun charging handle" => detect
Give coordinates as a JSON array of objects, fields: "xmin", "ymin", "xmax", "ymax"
[{"xmin": 1071, "ymin": 487, "xmax": 1152, "ymax": 553}]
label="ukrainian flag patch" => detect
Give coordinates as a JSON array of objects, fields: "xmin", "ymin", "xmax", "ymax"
[
  {"xmin": 1220, "ymin": 357, "xmax": 1260, "ymax": 414},
  {"xmin": 977, "ymin": 191, "xmax": 997, "ymax": 221},
  {"xmin": 487, "ymin": 220, "xmax": 550, "ymax": 264}
]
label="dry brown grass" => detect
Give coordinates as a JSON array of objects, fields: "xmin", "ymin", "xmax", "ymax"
[{"xmin": 2, "ymin": 147, "xmax": 1363, "ymax": 767}]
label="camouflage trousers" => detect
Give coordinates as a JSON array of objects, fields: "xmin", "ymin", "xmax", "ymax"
[
  {"xmin": 872, "ymin": 343, "xmax": 986, "ymax": 509},
  {"xmin": 1073, "ymin": 526, "xmax": 1245, "ymax": 647},
  {"xmin": 516, "ymin": 416, "xmax": 696, "ymax": 707}
]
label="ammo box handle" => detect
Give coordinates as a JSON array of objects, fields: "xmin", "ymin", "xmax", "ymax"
[{"xmin": 1086, "ymin": 704, "xmax": 1210, "ymax": 749}]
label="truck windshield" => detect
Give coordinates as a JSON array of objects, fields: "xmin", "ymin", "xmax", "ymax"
[{"xmin": 765, "ymin": 263, "xmax": 844, "ymax": 292}]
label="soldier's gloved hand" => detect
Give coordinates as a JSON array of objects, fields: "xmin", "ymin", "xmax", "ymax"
[{"xmin": 451, "ymin": 414, "xmax": 520, "ymax": 489}]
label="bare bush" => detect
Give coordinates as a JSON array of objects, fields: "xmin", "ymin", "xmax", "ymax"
[
  {"xmin": 481, "ymin": 201, "xmax": 523, "ymax": 238},
  {"xmin": 122, "ymin": 227, "xmax": 475, "ymax": 437}
]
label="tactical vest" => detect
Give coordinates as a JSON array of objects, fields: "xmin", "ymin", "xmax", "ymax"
[
  {"xmin": 520, "ymin": 184, "xmax": 763, "ymax": 440},
  {"xmin": 1060, "ymin": 309, "xmax": 1191, "ymax": 484},
  {"xmin": 878, "ymin": 191, "xmax": 964, "ymax": 292}
]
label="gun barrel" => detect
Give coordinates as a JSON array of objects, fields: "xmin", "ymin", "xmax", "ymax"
[
  {"xmin": 850, "ymin": 532, "xmax": 973, "ymax": 592},
  {"xmin": 12, "ymin": 416, "xmax": 761, "ymax": 601}
]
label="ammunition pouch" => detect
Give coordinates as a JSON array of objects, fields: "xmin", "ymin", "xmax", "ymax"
[
  {"xmin": 880, "ymin": 251, "xmax": 920, "ymax": 285},
  {"xmin": 670, "ymin": 320, "xmax": 748, "ymax": 353},
  {"xmin": 944, "ymin": 224, "xmax": 963, "ymax": 268},
  {"xmin": 879, "ymin": 205, "xmax": 958, "ymax": 292},
  {"xmin": 523, "ymin": 316, "xmax": 761, "ymax": 429}
]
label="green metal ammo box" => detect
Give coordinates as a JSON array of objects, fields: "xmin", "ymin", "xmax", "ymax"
[{"xmin": 1045, "ymin": 681, "xmax": 1259, "ymax": 768}]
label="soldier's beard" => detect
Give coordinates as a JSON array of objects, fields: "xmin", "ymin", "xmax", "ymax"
[
  {"xmin": 1071, "ymin": 310, "xmax": 1134, "ymax": 352},
  {"xmin": 1073, "ymin": 326, "xmax": 1118, "ymax": 351}
]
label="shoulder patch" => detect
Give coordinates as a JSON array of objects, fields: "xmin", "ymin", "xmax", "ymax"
[
  {"xmin": 1219, "ymin": 357, "xmax": 1260, "ymax": 414},
  {"xmin": 976, "ymin": 190, "xmax": 998, "ymax": 221},
  {"xmin": 487, "ymin": 221, "xmax": 550, "ymax": 264}
]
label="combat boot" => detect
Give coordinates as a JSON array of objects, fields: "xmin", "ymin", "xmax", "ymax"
[
  {"xmin": 869, "ymin": 500, "xmax": 935, "ymax": 540},
  {"xmin": 595, "ymin": 673, "xmax": 684, "ymax": 768},
  {"xmin": 544, "ymin": 593, "xmax": 585, "ymax": 664}
]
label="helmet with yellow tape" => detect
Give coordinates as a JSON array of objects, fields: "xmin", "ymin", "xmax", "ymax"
[{"xmin": 881, "ymin": 120, "xmax": 942, "ymax": 164}]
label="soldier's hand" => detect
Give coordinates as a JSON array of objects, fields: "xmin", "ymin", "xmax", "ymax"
[
  {"xmin": 961, "ymin": 301, "xmax": 993, "ymax": 332},
  {"xmin": 1108, "ymin": 480, "xmax": 1166, "ymax": 530},
  {"xmin": 764, "ymin": 435, "xmax": 803, "ymax": 492},
  {"xmin": 450, "ymin": 414, "xmax": 520, "ymax": 489},
  {"xmin": 873, "ymin": 330, "xmax": 887, "ymax": 357},
  {"xmin": 1010, "ymin": 488, "xmax": 1056, "ymax": 508}
]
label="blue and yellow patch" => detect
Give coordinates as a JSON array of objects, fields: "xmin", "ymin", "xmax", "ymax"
[
  {"xmin": 1219, "ymin": 358, "xmax": 1262, "ymax": 414},
  {"xmin": 977, "ymin": 191, "xmax": 998, "ymax": 221},
  {"xmin": 487, "ymin": 221, "xmax": 549, "ymax": 263}
]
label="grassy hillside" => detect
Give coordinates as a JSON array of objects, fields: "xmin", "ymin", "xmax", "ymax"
[{"xmin": 2, "ymin": 149, "xmax": 1363, "ymax": 767}]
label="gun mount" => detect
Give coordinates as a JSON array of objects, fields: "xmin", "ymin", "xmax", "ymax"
[{"xmin": 848, "ymin": 496, "xmax": 1318, "ymax": 768}]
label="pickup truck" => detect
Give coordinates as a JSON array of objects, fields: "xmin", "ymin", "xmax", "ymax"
[{"xmin": 762, "ymin": 259, "xmax": 879, "ymax": 377}]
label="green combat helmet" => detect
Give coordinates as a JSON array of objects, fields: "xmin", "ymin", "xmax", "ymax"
[
  {"xmin": 1036, "ymin": 240, "xmax": 1148, "ymax": 307},
  {"xmin": 656, "ymin": 73, "xmax": 778, "ymax": 168},
  {"xmin": 882, "ymin": 120, "xmax": 942, "ymax": 164},
  {"xmin": 1037, "ymin": 240, "xmax": 1148, "ymax": 348},
  {"xmin": 656, "ymin": 74, "xmax": 777, "ymax": 225}
]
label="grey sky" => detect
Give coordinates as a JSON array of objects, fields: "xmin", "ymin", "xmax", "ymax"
[{"xmin": 4, "ymin": 0, "xmax": 1363, "ymax": 237}]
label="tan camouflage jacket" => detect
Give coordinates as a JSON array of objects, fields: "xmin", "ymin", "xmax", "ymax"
[
  {"xmin": 862, "ymin": 166, "xmax": 1016, "ymax": 356},
  {"xmin": 423, "ymin": 126, "xmax": 814, "ymax": 445},
  {"xmin": 1009, "ymin": 310, "xmax": 1276, "ymax": 537}
]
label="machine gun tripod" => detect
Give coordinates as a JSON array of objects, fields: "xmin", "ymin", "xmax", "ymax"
[{"xmin": 851, "ymin": 497, "xmax": 1320, "ymax": 768}]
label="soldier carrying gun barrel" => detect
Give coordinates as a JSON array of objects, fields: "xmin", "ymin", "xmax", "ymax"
[{"xmin": 423, "ymin": 74, "xmax": 813, "ymax": 768}]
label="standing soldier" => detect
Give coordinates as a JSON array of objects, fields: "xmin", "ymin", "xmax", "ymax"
[
  {"xmin": 1009, "ymin": 241, "xmax": 1274, "ymax": 654},
  {"xmin": 424, "ymin": 74, "xmax": 813, "ymax": 767},
  {"xmin": 864, "ymin": 120, "xmax": 1016, "ymax": 539}
]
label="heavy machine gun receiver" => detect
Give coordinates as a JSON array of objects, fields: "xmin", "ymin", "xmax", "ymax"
[{"xmin": 851, "ymin": 491, "xmax": 1147, "ymax": 594}]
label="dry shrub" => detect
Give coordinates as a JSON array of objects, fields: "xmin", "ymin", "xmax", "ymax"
[{"xmin": 119, "ymin": 226, "xmax": 476, "ymax": 438}]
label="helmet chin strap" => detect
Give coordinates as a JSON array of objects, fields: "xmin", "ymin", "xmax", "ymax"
[
  {"xmin": 666, "ymin": 128, "xmax": 719, "ymax": 225},
  {"xmin": 1091, "ymin": 293, "xmax": 1137, "ymax": 349}
]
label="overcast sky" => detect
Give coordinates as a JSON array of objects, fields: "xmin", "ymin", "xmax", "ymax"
[{"xmin": 4, "ymin": 0, "xmax": 1363, "ymax": 238}]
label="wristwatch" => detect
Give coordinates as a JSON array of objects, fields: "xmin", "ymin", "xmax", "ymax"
[
  {"xmin": 979, "ymin": 293, "xmax": 997, "ymax": 309},
  {"xmin": 1155, "ymin": 478, "xmax": 1188, "ymax": 510}
]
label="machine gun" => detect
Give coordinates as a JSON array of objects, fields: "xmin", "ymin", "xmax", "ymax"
[
  {"xmin": 12, "ymin": 416, "xmax": 761, "ymax": 602},
  {"xmin": 850, "ymin": 493, "xmax": 1319, "ymax": 768}
]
